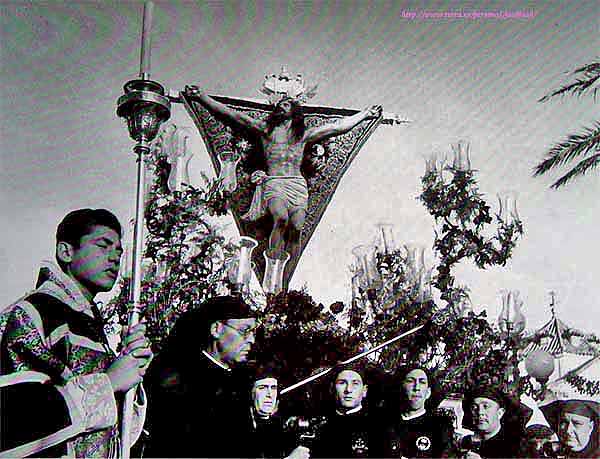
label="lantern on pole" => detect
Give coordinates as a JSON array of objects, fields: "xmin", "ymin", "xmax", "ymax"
[{"xmin": 116, "ymin": 2, "xmax": 171, "ymax": 458}]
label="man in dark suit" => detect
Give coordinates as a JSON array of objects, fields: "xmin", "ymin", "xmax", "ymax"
[
  {"xmin": 380, "ymin": 366, "xmax": 454, "ymax": 458},
  {"xmin": 144, "ymin": 295, "xmax": 259, "ymax": 457},
  {"xmin": 462, "ymin": 386, "xmax": 524, "ymax": 459},
  {"xmin": 234, "ymin": 362, "xmax": 310, "ymax": 459},
  {"xmin": 312, "ymin": 363, "xmax": 377, "ymax": 458}
]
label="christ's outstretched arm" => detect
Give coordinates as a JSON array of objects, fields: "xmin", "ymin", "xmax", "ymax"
[
  {"xmin": 304, "ymin": 105, "xmax": 382, "ymax": 145},
  {"xmin": 193, "ymin": 90, "xmax": 267, "ymax": 138}
]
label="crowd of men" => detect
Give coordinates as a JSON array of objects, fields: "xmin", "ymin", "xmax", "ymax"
[{"xmin": 1, "ymin": 208, "xmax": 598, "ymax": 458}]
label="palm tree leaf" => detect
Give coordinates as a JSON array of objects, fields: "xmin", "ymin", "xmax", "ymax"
[
  {"xmin": 534, "ymin": 122, "xmax": 600, "ymax": 177},
  {"xmin": 573, "ymin": 61, "xmax": 600, "ymax": 75},
  {"xmin": 539, "ymin": 61, "xmax": 600, "ymax": 102},
  {"xmin": 551, "ymin": 152, "xmax": 600, "ymax": 188}
]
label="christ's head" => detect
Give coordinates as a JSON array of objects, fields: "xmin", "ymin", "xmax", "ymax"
[{"xmin": 267, "ymin": 97, "xmax": 305, "ymax": 140}]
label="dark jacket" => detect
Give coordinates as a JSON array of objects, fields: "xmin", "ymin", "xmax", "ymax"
[
  {"xmin": 477, "ymin": 427, "xmax": 521, "ymax": 459},
  {"xmin": 380, "ymin": 411, "xmax": 454, "ymax": 458},
  {"xmin": 235, "ymin": 411, "xmax": 297, "ymax": 458},
  {"xmin": 145, "ymin": 349, "xmax": 253, "ymax": 457},
  {"xmin": 312, "ymin": 408, "xmax": 376, "ymax": 458}
]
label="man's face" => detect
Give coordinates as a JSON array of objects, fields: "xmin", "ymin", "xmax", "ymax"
[
  {"xmin": 402, "ymin": 369, "xmax": 431, "ymax": 411},
  {"xmin": 558, "ymin": 411, "xmax": 594, "ymax": 452},
  {"xmin": 217, "ymin": 318, "xmax": 257, "ymax": 365},
  {"xmin": 275, "ymin": 99, "xmax": 294, "ymax": 118},
  {"xmin": 471, "ymin": 397, "xmax": 505, "ymax": 436},
  {"xmin": 335, "ymin": 370, "xmax": 367, "ymax": 411},
  {"xmin": 252, "ymin": 377, "xmax": 278, "ymax": 417},
  {"xmin": 64, "ymin": 225, "xmax": 122, "ymax": 298}
]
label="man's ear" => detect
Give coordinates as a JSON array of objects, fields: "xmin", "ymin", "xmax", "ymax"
[
  {"xmin": 498, "ymin": 407, "xmax": 505, "ymax": 421},
  {"xmin": 56, "ymin": 241, "xmax": 74, "ymax": 265},
  {"xmin": 362, "ymin": 384, "xmax": 368, "ymax": 400},
  {"xmin": 424, "ymin": 386, "xmax": 432, "ymax": 401},
  {"xmin": 210, "ymin": 321, "xmax": 223, "ymax": 339}
]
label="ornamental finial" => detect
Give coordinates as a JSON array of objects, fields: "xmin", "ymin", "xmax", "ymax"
[{"xmin": 260, "ymin": 66, "xmax": 318, "ymax": 105}]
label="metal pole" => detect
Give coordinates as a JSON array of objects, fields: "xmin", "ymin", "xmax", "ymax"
[
  {"xmin": 280, "ymin": 323, "xmax": 424, "ymax": 395},
  {"xmin": 120, "ymin": 142, "xmax": 148, "ymax": 459},
  {"xmin": 119, "ymin": 3, "xmax": 159, "ymax": 456}
]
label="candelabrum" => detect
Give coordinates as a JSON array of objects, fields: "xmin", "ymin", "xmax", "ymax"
[
  {"xmin": 351, "ymin": 225, "xmax": 436, "ymax": 319},
  {"xmin": 352, "ymin": 244, "xmax": 380, "ymax": 290}
]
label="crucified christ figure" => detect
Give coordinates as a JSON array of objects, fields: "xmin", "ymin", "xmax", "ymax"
[{"xmin": 192, "ymin": 88, "xmax": 382, "ymax": 268}]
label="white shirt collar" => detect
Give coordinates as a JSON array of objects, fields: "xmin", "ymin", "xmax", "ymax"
[
  {"xmin": 336, "ymin": 404, "xmax": 363, "ymax": 416},
  {"xmin": 401, "ymin": 408, "xmax": 427, "ymax": 420}
]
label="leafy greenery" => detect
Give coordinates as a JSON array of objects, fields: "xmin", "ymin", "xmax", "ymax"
[{"xmin": 534, "ymin": 60, "xmax": 600, "ymax": 188}]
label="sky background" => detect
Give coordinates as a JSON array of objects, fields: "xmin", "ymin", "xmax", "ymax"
[{"xmin": 1, "ymin": 0, "xmax": 598, "ymax": 339}]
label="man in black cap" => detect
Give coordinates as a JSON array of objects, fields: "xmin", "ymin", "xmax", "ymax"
[
  {"xmin": 380, "ymin": 365, "xmax": 454, "ymax": 458},
  {"xmin": 312, "ymin": 363, "xmax": 377, "ymax": 458},
  {"xmin": 461, "ymin": 386, "xmax": 524, "ymax": 459},
  {"xmin": 144, "ymin": 295, "xmax": 259, "ymax": 457},
  {"xmin": 541, "ymin": 396, "xmax": 599, "ymax": 458}
]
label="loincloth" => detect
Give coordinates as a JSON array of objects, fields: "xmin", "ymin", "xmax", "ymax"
[{"xmin": 241, "ymin": 175, "xmax": 308, "ymax": 221}]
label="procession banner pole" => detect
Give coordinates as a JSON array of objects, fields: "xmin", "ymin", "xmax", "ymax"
[
  {"xmin": 117, "ymin": 3, "xmax": 172, "ymax": 457},
  {"xmin": 280, "ymin": 323, "xmax": 425, "ymax": 395}
]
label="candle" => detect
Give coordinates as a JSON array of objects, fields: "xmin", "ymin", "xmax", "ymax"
[{"xmin": 139, "ymin": 2, "xmax": 154, "ymax": 78}]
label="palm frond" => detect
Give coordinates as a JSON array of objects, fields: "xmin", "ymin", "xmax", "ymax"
[
  {"xmin": 573, "ymin": 62, "xmax": 600, "ymax": 76},
  {"xmin": 551, "ymin": 153, "xmax": 600, "ymax": 188},
  {"xmin": 539, "ymin": 61, "xmax": 600, "ymax": 102},
  {"xmin": 534, "ymin": 122, "xmax": 600, "ymax": 178}
]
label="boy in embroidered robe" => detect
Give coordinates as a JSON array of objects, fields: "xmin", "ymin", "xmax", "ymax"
[{"xmin": 0, "ymin": 208, "xmax": 153, "ymax": 458}]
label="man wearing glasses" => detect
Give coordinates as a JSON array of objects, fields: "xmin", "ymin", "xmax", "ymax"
[{"xmin": 144, "ymin": 295, "xmax": 260, "ymax": 457}]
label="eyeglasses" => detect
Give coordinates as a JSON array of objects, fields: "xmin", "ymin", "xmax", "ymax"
[{"xmin": 223, "ymin": 321, "xmax": 261, "ymax": 338}]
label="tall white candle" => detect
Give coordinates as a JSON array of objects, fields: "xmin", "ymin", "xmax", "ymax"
[{"xmin": 139, "ymin": 2, "xmax": 154, "ymax": 78}]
